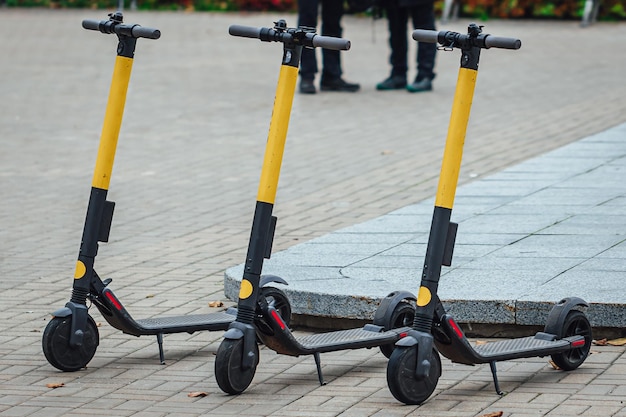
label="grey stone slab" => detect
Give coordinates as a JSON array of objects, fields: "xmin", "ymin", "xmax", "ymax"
[
  {"xmin": 510, "ymin": 187, "xmax": 621, "ymax": 207},
  {"xmin": 224, "ymin": 123, "xmax": 626, "ymax": 327},
  {"xmin": 456, "ymin": 213, "xmax": 569, "ymax": 235},
  {"xmin": 540, "ymin": 214, "xmax": 626, "ymax": 236},
  {"xmin": 493, "ymin": 234, "xmax": 623, "ymax": 259},
  {"xmin": 519, "ymin": 269, "xmax": 626, "ymax": 327}
]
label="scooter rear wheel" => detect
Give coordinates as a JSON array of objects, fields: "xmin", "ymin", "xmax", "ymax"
[
  {"xmin": 379, "ymin": 301, "xmax": 415, "ymax": 358},
  {"xmin": 215, "ymin": 338, "xmax": 259, "ymax": 395},
  {"xmin": 42, "ymin": 315, "xmax": 99, "ymax": 372},
  {"xmin": 260, "ymin": 286, "xmax": 292, "ymax": 326},
  {"xmin": 548, "ymin": 310, "xmax": 592, "ymax": 371},
  {"xmin": 387, "ymin": 345, "xmax": 441, "ymax": 405}
]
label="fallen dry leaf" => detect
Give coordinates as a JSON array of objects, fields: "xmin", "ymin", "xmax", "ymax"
[
  {"xmin": 208, "ymin": 301, "xmax": 224, "ymax": 308},
  {"xmin": 145, "ymin": 294, "xmax": 155, "ymax": 298},
  {"xmin": 478, "ymin": 412, "xmax": 503, "ymax": 417},
  {"xmin": 607, "ymin": 337, "xmax": 626, "ymax": 346},
  {"xmin": 549, "ymin": 360, "xmax": 561, "ymax": 370},
  {"xmin": 46, "ymin": 382, "xmax": 65, "ymax": 389},
  {"xmin": 188, "ymin": 391, "xmax": 208, "ymax": 398},
  {"xmin": 593, "ymin": 339, "xmax": 608, "ymax": 346}
]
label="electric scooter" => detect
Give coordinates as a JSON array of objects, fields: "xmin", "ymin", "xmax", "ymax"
[
  {"xmin": 385, "ymin": 24, "xmax": 593, "ymax": 405},
  {"xmin": 42, "ymin": 12, "xmax": 290, "ymax": 372},
  {"xmin": 215, "ymin": 20, "xmax": 418, "ymax": 395}
]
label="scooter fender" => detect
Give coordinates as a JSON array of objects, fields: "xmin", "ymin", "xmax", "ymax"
[
  {"xmin": 51, "ymin": 302, "xmax": 89, "ymax": 347},
  {"xmin": 372, "ymin": 290, "xmax": 416, "ymax": 329},
  {"xmin": 544, "ymin": 297, "xmax": 589, "ymax": 337},
  {"xmin": 51, "ymin": 307, "xmax": 72, "ymax": 318},
  {"xmin": 394, "ymin": 330, "xmax": 435, "ymax": 379},
  {"xmin": 223, "ymin": 327, "xmax": 244, "ymax": 340},
  {"xmin": 223, "ymin": 321, "xmax": 258, "ymax": 370},
  {"xmin": 260, "ymin": 274, "xmax": 289, "ymax": 288},
  {"xmin": 395, "ymin": 335, "xmax": 418, "ymax": 347}
]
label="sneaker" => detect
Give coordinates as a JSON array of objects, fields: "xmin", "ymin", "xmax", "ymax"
[
  {"xmin": 320, "ymin": 77, "xmax": 360, "ymax": 92},
  {"xmin": 376, "ymin": 75, "xmax": 406, "ymax": 90},
  {"xmin": 406, "ymin": 77, "xmax": 433, "ymax": 93},
  {"xmin": 300, "ymin": 79, "xmax": 316, "ymax": 94}
]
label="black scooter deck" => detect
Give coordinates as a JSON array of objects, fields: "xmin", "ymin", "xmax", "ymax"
[
  {"xmin": 297, "ymin": 326, "xmax": 409, "ymax": 351},
  {"xmin": 473, "ymin": 335, "xmax": 571, "ymax": 361},
  {"xmin": 262, "ymin": 323, "xmax": 411, "ymax": 356},
  {"xmin": 96, "ymin": 288, "xmax": 236, "ymax": 336},
  {"xmin": 135, "ymin": 311, "xmax": 236, "ymax": 334}
]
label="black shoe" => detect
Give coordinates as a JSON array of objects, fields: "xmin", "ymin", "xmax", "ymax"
[
  {"xmin": 300, "ymin": 79, "xmax": 316, "ymax": 94},
  {"xmin": 320, "ymin": 77, "xmax": 360, "ymax": 92},
  {"xmin": 406, "ymin": 77, "xmax": 433, "ymax": 93},
  {"xmin": 376, "ymin": 75, "xmax": 406, "ymax": 90}
]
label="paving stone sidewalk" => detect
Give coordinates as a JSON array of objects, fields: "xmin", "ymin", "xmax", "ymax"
[{"xmin": 1, "ymin": 9, "xmax": 625, "ymax": 417}]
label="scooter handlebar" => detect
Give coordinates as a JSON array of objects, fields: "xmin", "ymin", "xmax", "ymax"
[
  {"xmin": 228, "ymin": 24, "xmax": 262, "ymax": 39},
  {"xmin": 484, "ymin": 35, "xmax": 521, "ymax": 50},
  {"xmin": 82, "ymin": 19, "xmax": 161, "ymax": 39},
  {"xmin": 412, "ymin": 28, "xmax": 521, "ymax": 50},
  {"xmin": 228, "ymin": 24, "xmax": 350, "ymax": 50},
  {"xmin": 311, "ymin": 35, "xmax": 350, "ymax": 51},
  {"xmin": 411, "ymin": 29, "xmax": 439, "ymax": 44}
]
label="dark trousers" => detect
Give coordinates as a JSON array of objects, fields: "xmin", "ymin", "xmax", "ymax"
[
  {"xmin": 384, "ymin": 0, "xmax": 436, "ymax": 80},
  {"xmin": 298, "ymin": 0, "xmax": 344, "ymax": 81}
]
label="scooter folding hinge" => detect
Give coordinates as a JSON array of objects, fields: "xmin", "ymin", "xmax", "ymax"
[
  {"xmin": 442, "ymin": 222, "xmax": 458, "ymax": 267},
  {"xmin": 263, "ymin": 216, "xmax": 277, "ymax": 259}
]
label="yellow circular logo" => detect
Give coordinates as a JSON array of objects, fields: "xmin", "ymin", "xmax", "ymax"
[
  {"xmin": 74, "ymin": 261, "xmax": 86, "ymax": 280},
  {"xmin": 416, "ymin": 286, "xmax": 432, "ymax": 307},
  {"xmin": 239, "ymin": 279, "xmax": 253, "ymax": 300}
]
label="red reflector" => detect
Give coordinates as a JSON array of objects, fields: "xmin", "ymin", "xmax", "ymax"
[
  {"xmin": 105, "ymin": 291, "xmax": 123, "ymax": 311},
  {"xmin": 572, "ymin": 339, "xmax": 586, "ymax": 348},
  {"xmin": 399, "ymin": 332, "xmax": 408, "ymax": 338},
  {"xmin": 448, "ymin": 318, "xmax": 464, "ymax": 339},
  {"xmin": 270, "ymin": 309, "xmax": 286, "ymax": 330}
]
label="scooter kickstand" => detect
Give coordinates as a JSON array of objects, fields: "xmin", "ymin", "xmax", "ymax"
[
  {"xmin": 489, "ymin": 361, "xmax": 503, "ymax": 395},
  {"xmin": 157, "ymin": 333, "xmax": 165, "ymax": 365},
  {"xmin": 313, "ymin": 353, "xmax": 326, "ymax": 386}
]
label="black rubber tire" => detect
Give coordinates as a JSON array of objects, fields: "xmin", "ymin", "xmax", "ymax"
[
  {"xmin": 214, "ymin": 338, "xmax": 259, "ymax": 395},
  {"xmin": 387, "ymin": 346, "xmax": 441, "ymax": 405},
  {"xmin": 379, "ymin": 301, "xmax": 415, "ymax": 358},
  {"xmin": 548, "ymin": 310, "xmax": 592, "ymax": 371},
  {"xmin": 260, "ymin": 286, "xmax": 292, "ymax": 328},
  {"xmin": 42, "ymin": 315, "xmax": 99, "ymax": 372}
]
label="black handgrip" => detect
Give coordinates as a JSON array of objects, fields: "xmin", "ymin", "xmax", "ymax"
[
  {"xmin": 484, "ymin": 35, "xmax": 521, "ymax": 50},
  {"xmin": 312, "ymin": 34, "xmax": 350, "ymax": 51},
  {"xmin": 131, "ymin": 25, "xmax": 161, "ymax": 40},
  {"xmin": 82, "ymin": 19, "xmax": 101, "ymax": 31},
  {"xmin": 228, "ymin": 24, "xmax": 262, "ymax": 39},
  {"xmin": 411, "ymin": 29, "xmax": 439, "ymax": 44}
]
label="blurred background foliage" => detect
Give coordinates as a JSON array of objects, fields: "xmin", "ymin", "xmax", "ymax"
[{"xmin": 3, "ymin": 0, "xmax": 625, "ymax": 21}]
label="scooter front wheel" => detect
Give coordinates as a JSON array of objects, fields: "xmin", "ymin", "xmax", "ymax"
[
  {"xmin": 214, "ymin": 338, "xmax": 259, "ymax": 395},
  {"xmin": 387, "ymin": 345, "xmax": 441, "ymax": 405},
  {"xmin": 42, "ymin": 315, "xmax": 99, "ymax": 372},
  {"xmin": 548, "ymin": 310, "xmax": 592, "ymax": 371},
  {"xmin": 379, "ymin": 301, "xmax": 415, "ymax": 358}
]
